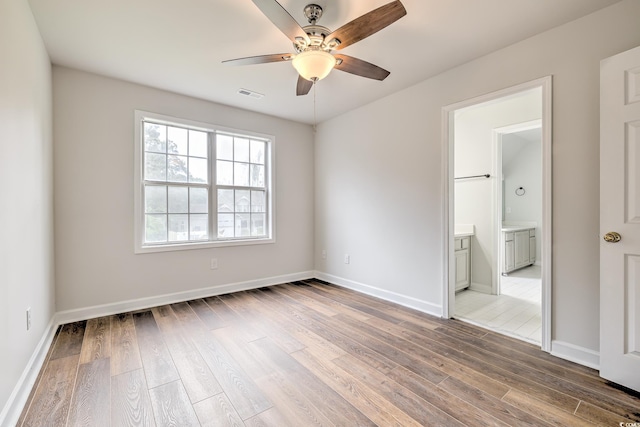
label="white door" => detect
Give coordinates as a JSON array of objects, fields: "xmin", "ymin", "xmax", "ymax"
[{"xmin": 600, "ymin": 45, "xmax": 640, "ymax": 392}]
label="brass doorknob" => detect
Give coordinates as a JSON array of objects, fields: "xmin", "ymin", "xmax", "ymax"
[{"xmin": 603, "ymin": 232, "xmax": 622, "ymax": 243}]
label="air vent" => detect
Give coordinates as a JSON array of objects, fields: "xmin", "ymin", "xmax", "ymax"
[{"xmin": 237, "ymin": 88, "xmax": 264, "ymax": 99}]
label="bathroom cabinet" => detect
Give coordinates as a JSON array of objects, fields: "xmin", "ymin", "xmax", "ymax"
[
  {"xmin": 502, "ymin": 227, "xmax": 535, "ymax": 274},
  {"xmin": 454, "ymin": 236, "xmax": 471, "ymax": 291}
]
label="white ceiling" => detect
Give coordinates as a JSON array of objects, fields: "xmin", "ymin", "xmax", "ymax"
[{"xmin": 28, "ymin": 0, "xmax": 620, "ymax": 124}]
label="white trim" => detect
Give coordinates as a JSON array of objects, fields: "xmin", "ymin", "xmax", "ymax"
[
  {"xmin": 540, "ymin": 77, "xmax": 553, "ymax": 353},
  {"xmin": 469, "ymin": 282, "xmax": 492, "ymax": 294},
  {"xmin": 441, "ymin": 106, "xmax": 455, "ymax": 318},
  {"xmin": 441, "ymin": 76, "xmax": 553, "ymax": 353},
  {"xmin": 0, "ymin": 318, "xmax": 58, "ymax": 427},
  {"xmin": 314, "ymin": 272, "xmax": 443, "ymax": 317},
  {"xmin": 55, "ymin": 271, "xmax": 314, "ymax": 325},
  {"xmin": 134, "ymin": 236, "xmax": 276, "ymax": 254},
  {"xmin": 551, "ymin": 340, "xmax": 600, "ymax": 370}
]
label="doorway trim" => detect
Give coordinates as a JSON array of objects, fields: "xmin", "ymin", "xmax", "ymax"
[{"xmin": 441, "ymin": 76, "xmax": 552, "ymax": 352}]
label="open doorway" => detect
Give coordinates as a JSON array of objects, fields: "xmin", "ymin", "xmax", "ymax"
[{"xmin": 442, "ymin": 77, "xmax": 552, "ymax": 351}]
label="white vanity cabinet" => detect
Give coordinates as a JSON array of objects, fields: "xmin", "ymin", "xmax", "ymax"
[
  {"xmin": 502, "ymin": 227, "xmax": 535, "ymax": 274},
  {"xmin": 454, "ymin": 236, "xmax": 471, "ymax": 291}
]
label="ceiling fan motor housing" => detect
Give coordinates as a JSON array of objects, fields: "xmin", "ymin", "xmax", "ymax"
[{"xmin": 294, "ymin": 25, "xmax": 332, "ymax": 53}]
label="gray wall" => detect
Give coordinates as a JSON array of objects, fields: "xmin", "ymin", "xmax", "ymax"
[
  {"xmin": 0, "ymin": 0, "xmax": 54, "ymax": 417},
  {"xmin": 53, "ymin": 67, "xmax": 315, "ymax": 311},
  {"xmin": 503, "ymin": 130, "xmax": 543, "ymax": 262},
  {"xmin": 314, "ymin": 0, "xmax": 640, "ymax": 354}
]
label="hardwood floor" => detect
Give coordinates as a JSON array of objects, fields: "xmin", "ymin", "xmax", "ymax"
[{"xmin": 18, "ymin": 279, "xmax": 640, "ymax": 426}]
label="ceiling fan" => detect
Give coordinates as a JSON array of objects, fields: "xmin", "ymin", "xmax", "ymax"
[{"xmin": 223, "ymin": 0, "xmax": 407, "ymax": 96}]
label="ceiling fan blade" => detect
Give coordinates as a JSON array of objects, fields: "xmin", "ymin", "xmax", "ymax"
[
  {"xmin": 222, "ymin": 53, "xmax": 293, "ymax": 66},
  {"xmin": 252, "ymin": 0, "xmax": 310, "ymax": 45},
  {"xmin": 334, "ymin": 54, "xmax": 390, "ymax": 81},
  {"xmin": 296, "ymin": 75, "xmax": 313, "ymax": 96},
  {"xmin": 326, "ymin": 0, "xmax": 406, "ymax": 50}
]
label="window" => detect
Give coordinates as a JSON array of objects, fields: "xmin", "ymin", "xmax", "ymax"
[{"xmin": 134, "ymin": 111, "xmax": 273, "ymax": 253}]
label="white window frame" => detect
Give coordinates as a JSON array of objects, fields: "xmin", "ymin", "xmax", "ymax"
[{"xmin": 134, "ymin": 110, "xmax": 275, "ymax": 254}]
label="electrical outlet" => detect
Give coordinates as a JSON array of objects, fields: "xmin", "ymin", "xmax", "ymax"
[
  {"xmin": 321, "ymin": 250, "xmax": 326, "ymax": 260},
  {"xmin": 26, "ymin": 307, "xmax": 31, "ymax": 331},
  {"xmin": 344, "ymin": 254, "xmax": 350, "ymax": 264},
  {"xmin": 210, "ymin": 258, "xmax": 218, "ymax": 270}
]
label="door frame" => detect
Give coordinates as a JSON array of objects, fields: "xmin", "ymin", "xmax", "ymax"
[{"xmin": 441, "ymin": 76, "xmax": 553, "ymax": 352}]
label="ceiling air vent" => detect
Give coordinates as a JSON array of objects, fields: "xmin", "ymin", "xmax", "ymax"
[{"xmin": 237, "ymin": 88, "xmax": 264, "ymax": 99}]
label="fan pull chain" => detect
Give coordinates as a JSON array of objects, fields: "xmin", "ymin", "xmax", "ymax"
[{"xmin": 313, "ymin": 80, "xmax": 317, "ymax": 132}]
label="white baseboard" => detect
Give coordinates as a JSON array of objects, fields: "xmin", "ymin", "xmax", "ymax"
[
  {"xmin": 469, "ymin": 282, "xmax": 492, "ymax": 294},
  {"xmin": 314, "ymin": 271, "xmax": 442, "ymax": 318},
  {"xmin": 55, "ymin": 271, "xmax": 315, "ymax": 324},
  {"xmin": 0, "ymin": 318, "xmax": 59, "ymax": 427},
  {"xmin": 551, "ymin": 340, "xmax": 600, "ymax": 370},
  {"xmin": 2, "ymin": 270, "xmax": 314, "ymax": 426}
]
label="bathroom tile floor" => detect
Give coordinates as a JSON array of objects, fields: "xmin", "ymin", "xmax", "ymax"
[{"xmin": 454, "ymin": 265, "xmax": 541, "ymax": 344}]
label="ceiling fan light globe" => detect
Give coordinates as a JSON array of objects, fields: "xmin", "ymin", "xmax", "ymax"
[{"xmin": 292, "ymin": 50, "xmax": 336, "ymax": 81}]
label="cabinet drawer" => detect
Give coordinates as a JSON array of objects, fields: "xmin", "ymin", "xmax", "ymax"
[
  {"xmin": 504, "ymin": 232, "xmax": 514, "ymax": 242},
  {"xmin": 529, "ymin": 229, "xmax": 536, "ymax": 237}
]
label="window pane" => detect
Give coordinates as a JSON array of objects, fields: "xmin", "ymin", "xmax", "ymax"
[
  {"xmin": 217, "ymin": 160, "xmax": 233, "ymax": 185},
  {"xmin": 168, "ymin": 214, "xmax": 188, "ymax": 241},
  {"xmin": 190, "ymin": 188, "xmax": 208, "ymax": 214},
  {"xmin": 234, "ymin": 162, "xmax": 249, "ymax": 187},
  {"xmin": 235, "ymin": 190, "xmax": 250, "ymax": 212},
  {"xmin": 167, "ymin": 126, "xmax": 188, "ymax": 155},
  {"xmin": 144, "ymin": 123, "xmax": 166, "ymax": 153},
  {"xmin": 189, "ymin": 157, "xmax": 208, "ymax": 183},
  {"xmin": 218, "ymin": 213, "xmax": 234, "ymax": 238},
  {"xmin": 235, "ymin": 213, "xmax": 250, "ymax": 237},
  {"xmin": 218, "ymin": 189, "xmax": 234, "ymax": 212},
  {"xmin": 250, "ymin": 140, "xmax": 265, "ymax": 164},
  {"xmin": 251, "ymin": 190, "xmax": 265, "ymax": 213},
  {"xmin": 190, "ymin": 214, "xmax": 208, "ymax": 240},
  {"xmin": 251, "ymin": 213, "xmax": 265, "ymax": 236},
  {"xmin": 145, "ymin": 153, "xmax": 166, "ymax": 181},
  {"xmin": 140, "ymin": 115, "xmax": 272, "ymax": 248},
  {"xmin": 189, "ymin": 130, "xmax": 207, "ymax": 158},
  {"xmin": 217, "ymin": 135, "xmax": 233, "ymax": 160},
  {"xmin": 250, "ymin": 164, "xmax": 265, "ymax": 188},
  {"xmin": 234, "ymin": 138, "xmax": 249, "ymax": 162},
  {"xmin": 168, "ymin": 186, "xmax": 188, "ymax": 213},
  {"xmin": 145, "ymin": 214, "xmax": 167, "ymax": 242},
  {"xmin": 168, "ymin": 155, "xmax": 188, "ymax": 182},
  {"xmin": 145, "ymin": 185, "xmax": 166, "ymax": 213}
]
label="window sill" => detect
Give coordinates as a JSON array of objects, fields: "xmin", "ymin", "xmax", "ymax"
[{"xmin": 135, "ymin": 237, "xmax": 275, "ymax": 254}]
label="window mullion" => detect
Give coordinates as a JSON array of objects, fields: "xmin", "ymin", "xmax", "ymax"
[
  {"xmin": 143, "ymin": 180, "xmax": 208, "ymax": 188},
  {"xmin": 210, "ymin": 131, "xmax": 217, "ymax": 241}
]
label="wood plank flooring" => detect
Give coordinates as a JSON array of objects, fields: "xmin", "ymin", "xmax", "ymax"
[{"xmin": 18, "ymin": 279, "xmax": 640, "ymax": 426}]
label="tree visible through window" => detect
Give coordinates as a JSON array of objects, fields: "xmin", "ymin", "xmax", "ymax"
[{"xmin": 136, "ymin": 111, "xmax": 272, "ymax": 252}]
